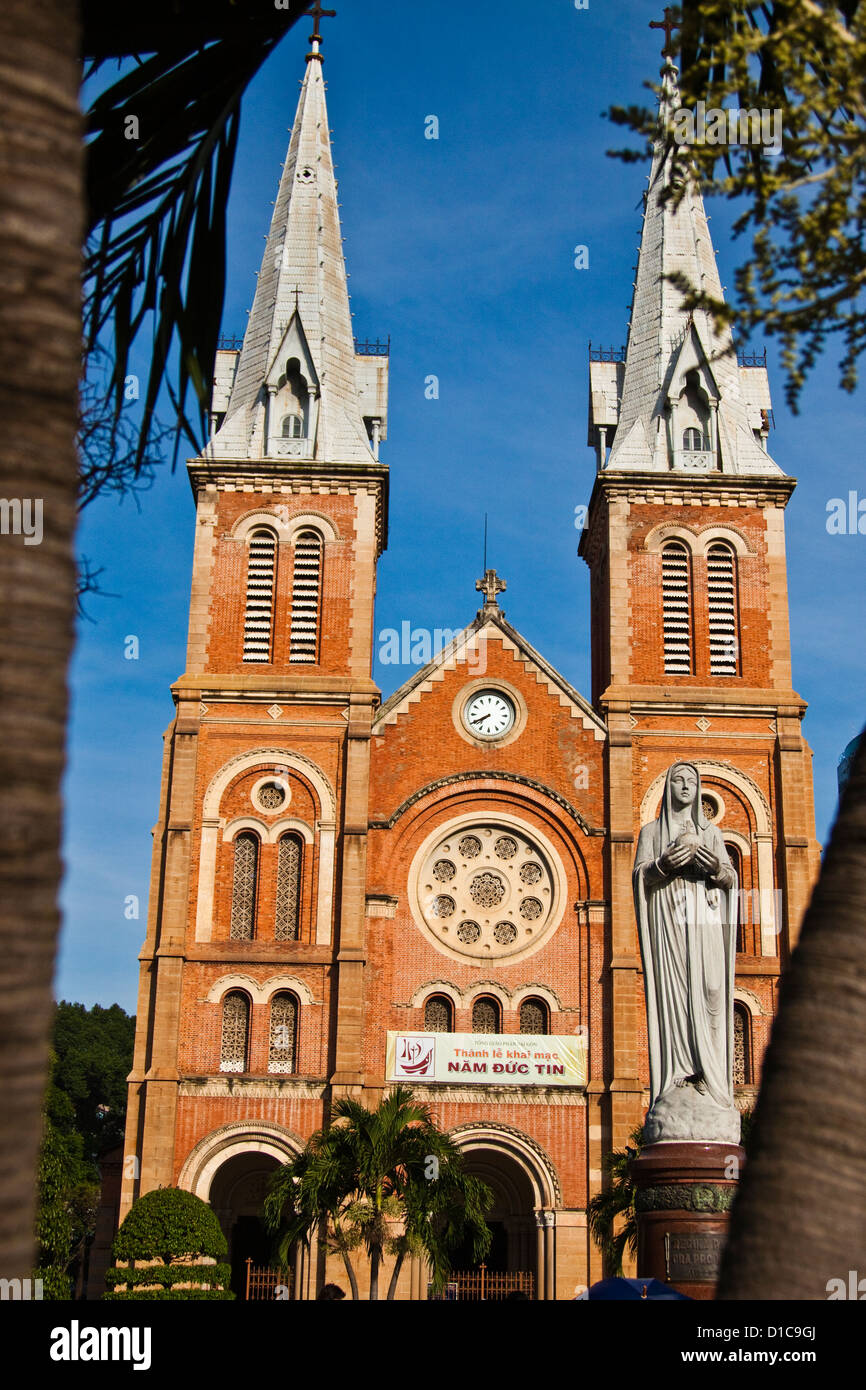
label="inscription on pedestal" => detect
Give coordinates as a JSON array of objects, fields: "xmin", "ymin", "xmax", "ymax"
[{"xmin": 665, "ymin": 1232, "xmax": 724, "ymax": 1283}]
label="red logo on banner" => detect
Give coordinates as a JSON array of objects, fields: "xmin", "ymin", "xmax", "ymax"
[{"xmin": 395, "ymin": 1036, "xmax": 435, "ymax": 1077}]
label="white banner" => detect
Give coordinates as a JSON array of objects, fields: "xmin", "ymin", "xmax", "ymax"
[{"xmin": 386, "ymin": 1031, "xmax": 587, "ymax": 1087}]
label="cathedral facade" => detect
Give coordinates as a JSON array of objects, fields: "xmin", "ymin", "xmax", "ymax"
[{"xmin": 119, "ymin": 33, "xmax": 820, "ymax": 1299}]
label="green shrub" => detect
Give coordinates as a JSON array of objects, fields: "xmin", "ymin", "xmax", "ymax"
[
  {"xmin": 104, "ymin": 1288, "xmax": 235, "ymax": 1300},
  {"xmin": 112, "ymin": 1187, "xmax": 227, "ymax": 1263},
  {"xmin": 107, "ymin": 1188, "xmax": 232, "ymax": 1299},
  {"xmin": 105, "ymin": 1262, "xmax": 232, "ymax": 1289}
]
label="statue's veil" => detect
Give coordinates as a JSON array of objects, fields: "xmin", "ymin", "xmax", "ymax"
[{"xmin": 659, "ymin": 761, "xmax": 709, "ymax": 847}]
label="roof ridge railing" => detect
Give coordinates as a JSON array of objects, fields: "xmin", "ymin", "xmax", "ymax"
[
  {"xmin": 737, "ymin": 347, "xmax": 767, "ymax": 367},
  {"xmin": 589, "ymin": 342, "xmax": 626, "ymax": 362},
  {"xmin": 354, "ymin": 336, "xmax": 390, "ymax": 356}
]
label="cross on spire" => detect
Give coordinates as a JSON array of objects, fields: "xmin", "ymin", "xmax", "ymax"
[
  {"xmin": 476, "ymin": 568, "xmax": 506, "ymax": 608},
  {"xmin": 649, "ymin": 6, "xmax": 680, "ymax": 59},
  {"xmin": 308, "ymin": 1, "xmax": 336, "ymax": 44},
  {"xmin": 305, "ymin": 1, "xmax": 336, "ymax": 61}
]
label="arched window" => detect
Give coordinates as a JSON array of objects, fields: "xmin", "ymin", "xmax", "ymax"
[
  {"xmin": 230, "ymin": 832, "xmax": 259, "ymax": 940},
  {"xmin": 722, "ymin": 841, "xmax": 741, "ymax": 882},
  {"xmin": 268, "ymin": 993, "xmax": 298, "ymax": 1074},
  {"xmin": 220, "ymin": 992, "xmax": 250, "ymax": 1073},
  {"xmin": 472, "ymin": 996, "xmax": 501, "ymax": 1033},
  {"xmin": 683, "ymin": 426, "xmax": 703, "ymax": 450},
  {"xmin": 282, "ymin": 413, "xmax": 303, "ymax": 439},
  {"xmin": 707, "ymin": 543, "xmax": 739, "ymax": 676},
  {"xmin": 661, "ymin": 541, "xmax": 692, "ymax": 674},
  {"xmin": 725, "ymin": 843, "xmax": 745, "ymax": 952},
  {"xmin": 733, "ymin": 1004, "xmax": 752, "ymax": 1085},
  {"xmin": 424, "ymin": 995, "xmax": 453, "ymax": 1033},
  {"xmin": 519, "ymin": 998, "xmax": 549, "ymax": 1035},
  {"xmin": 275, "ymin": 834, "xmax": 303, "ymax": 942},
  {"xmin": 243, "ymin": 527, "xmax": 277, "ymax": 663},
  {"xmin": 289, "ymin": 530, "xmax": 323, "ymax": 663}
]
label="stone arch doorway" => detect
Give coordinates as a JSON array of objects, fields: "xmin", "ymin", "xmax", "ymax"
[
  {"xmin": 452, "ymin": 1147, "xmax": 535, "ymax": 1273},
  {"xmin": 449, "ymin": 1128, "xmax": 560, "ymax": 1299},
  {"xmin": 208, "ymin": 1151, "xmax": 283, "ymax": 1297},
  {"xmin": 175, "ymin": 1122, "xmax": 303, "ymax": 1299}
]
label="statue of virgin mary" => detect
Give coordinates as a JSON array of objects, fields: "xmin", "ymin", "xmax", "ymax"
[{"xmin": 633, "ymin": 762, "xmax": 740, "ymax": 1144}]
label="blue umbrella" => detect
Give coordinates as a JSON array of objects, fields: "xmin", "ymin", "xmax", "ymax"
[{"xmin": 576, "ymin": 1277, "xmax": 692, "ymax": 1300}]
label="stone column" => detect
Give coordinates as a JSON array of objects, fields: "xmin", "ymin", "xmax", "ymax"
[
  {"xmin": 543, "ymin": 1210, "xmax": 556, "ymax": 1300},
  {"xmin": 535, "ymin": 1211, "xmax": 546, "ymax": 1300}
]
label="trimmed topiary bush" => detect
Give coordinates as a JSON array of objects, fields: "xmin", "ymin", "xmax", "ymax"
[{"xmin": 105, "ymin": 1187, "xmax": 234, "ymax": 1300}]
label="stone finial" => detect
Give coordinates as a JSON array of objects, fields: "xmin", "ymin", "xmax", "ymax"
[{"xmin": 475, "ymin": 569, "xmax": 506, "ymax": 609}]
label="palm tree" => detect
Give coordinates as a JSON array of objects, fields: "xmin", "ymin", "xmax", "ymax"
[
  {"xmin": 263, "ymin": 1086, "xmax": 494, "ymax": 1301},
  {"xmin": 586, "ymin": 1126, "xmax": 644, "ymax": 1277},
  {"xmin": 0, "ymin": 0, "xmax": 309, "ymax": 1280}
]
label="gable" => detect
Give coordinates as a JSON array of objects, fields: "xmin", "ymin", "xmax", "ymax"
[{"xmin": 373, "ymin": 616, "xmax": 605, "ymax": 740}]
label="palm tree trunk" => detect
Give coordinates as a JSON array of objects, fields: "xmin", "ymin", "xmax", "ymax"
[
  {"xmin": 386, "ymin": 1249, "xmax": 405, "ymax": 1300},
  {"xmin": 0, "ymin": 0, "xmax": 81, "ymax": 1280},
  {"xmin": 339, "ymin": 1247, "xmax": 359, "ymax": 1301},
  {"xmin": 369, "ymin": 1246, "xmax": 380, "ymax": 1301},
  {"xmin": 718, "ymin": 731, "xmax": 866, "ymax": 1298}
]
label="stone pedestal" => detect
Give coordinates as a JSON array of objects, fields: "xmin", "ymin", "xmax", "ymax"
[{"xmin": 629, "ymin": 1142, "xmax": 744, "ymax": 1299}]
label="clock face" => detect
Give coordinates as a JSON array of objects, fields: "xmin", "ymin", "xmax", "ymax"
[{"xmin": 463, "ymin": 690, "xmax": 515, "ymax": 739}]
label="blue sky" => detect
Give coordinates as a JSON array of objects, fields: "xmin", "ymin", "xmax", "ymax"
[{"xmin": 58, "ymin": 0, "xmax": 865, "ymax": 1012}]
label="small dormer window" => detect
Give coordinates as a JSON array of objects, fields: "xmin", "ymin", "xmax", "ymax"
[
  {"xmin": 683, "ymin": 427, "xmax": 703, "ymax": 450},
  {"xmin": 282, "ymin": 414, "xmax": 304, "ymax": 439}
]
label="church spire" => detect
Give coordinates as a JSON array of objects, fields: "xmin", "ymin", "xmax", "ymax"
[
  {"xmin": 588, "ymin": 50, "xmax": 783, "ymax": 477},
  {"xmin": 209, "ymin": 26, "xmax": 377, "ymax": 465}
]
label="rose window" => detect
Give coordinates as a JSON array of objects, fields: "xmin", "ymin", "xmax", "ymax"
[
  {"xmin": 415, "ymin": 822, "xmax": 558, "ymax": 960},
  {"xmin": 469, "ymin": 872, "xmax": 506, "ymax": 908}
]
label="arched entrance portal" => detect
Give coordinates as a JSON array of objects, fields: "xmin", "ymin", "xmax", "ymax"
[
  {"xmin": 208, "ymin": 1152, "xmax": 282, "ymax": 1296},
  {"xmin": 452, "ymin": 1147, "xmax": 536, "ymax": 1274},
  {"xmin": 176, "ymin": 1121, "xmax": 303, "ymax": 1298},
  {"xmin": 449, "ymin": 1129, "xmax": 560, "ymax": 1300}
]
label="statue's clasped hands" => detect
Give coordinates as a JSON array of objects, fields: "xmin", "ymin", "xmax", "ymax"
[{"xmin": 658, "ymin": 838, "xmax": 721, "ymax": 879}]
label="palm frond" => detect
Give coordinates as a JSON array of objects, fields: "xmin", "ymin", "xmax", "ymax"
[{"xmin": 81, "ymin": 1, "xmax": 311, "ymax": 473}]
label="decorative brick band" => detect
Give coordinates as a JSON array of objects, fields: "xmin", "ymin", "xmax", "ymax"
[{"xmin": 369, "ymin": 770, "xmax": 602, "ymax": 835}]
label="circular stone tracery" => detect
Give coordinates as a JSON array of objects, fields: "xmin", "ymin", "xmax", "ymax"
[
  {"xmin": 255, "ymin": 782, "xmax": 287, "ymax": 812},
  {"xmin": 415, "ymin": 822, "xmax": 558, "ymax": 961},
  {"xmin": 432, "ymin": 859, "xmax": 455, "ymax": 882}
]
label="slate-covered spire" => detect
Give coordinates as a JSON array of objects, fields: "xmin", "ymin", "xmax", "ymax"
[
  {"xmin": 208, "ymin": 37, "xmax": 377, "ymax": 465},
  {"xmin": 588, "ymin": 60, "xmax": 783, "ymax": 477}
]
